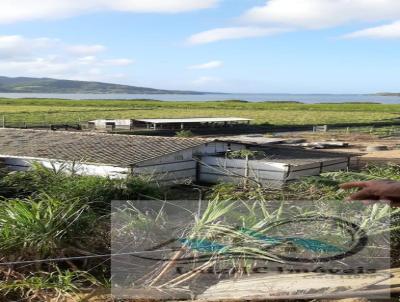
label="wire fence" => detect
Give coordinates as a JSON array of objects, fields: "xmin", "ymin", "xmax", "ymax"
[{"xmin": 0, "ymin": 115, "xmax": 84, "ymax": 129}]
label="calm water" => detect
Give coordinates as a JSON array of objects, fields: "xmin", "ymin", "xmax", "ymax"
[{"xmin": 1, "ymin": 93, "xmax": 400, "ymax": 104}]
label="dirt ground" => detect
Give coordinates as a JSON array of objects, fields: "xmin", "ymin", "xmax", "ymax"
[{"xmin": 276, "ymin": 131, "xmax": 400, "ymax": 163}]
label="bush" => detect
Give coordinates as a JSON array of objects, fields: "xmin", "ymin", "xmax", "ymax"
[
  {"xmin": 0, "ymin": 268, "xmax": 99, "ymax": 301},
  {"xmin": 0, "ymin": 195, "xmax": 97, "ymax": 258},
  {"xmin": 0, "ymin": 163, "xmax": 163, "ymax": 212},
  {"xmin": 227, "ymin": 150, "xmax": 266, "ymax": 160},
  {"xmin": 175, "ymin": 130, "xmax": 194, "ymax": 137}
]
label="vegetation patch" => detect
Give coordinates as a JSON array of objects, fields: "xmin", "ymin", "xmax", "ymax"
[
  {"xmin": 1, "ymin": 98, "xmax": 400, "ymax": 127},
  {"xmin": 0, "ymin": 163, "xmax": 399, "ymax": 299}
]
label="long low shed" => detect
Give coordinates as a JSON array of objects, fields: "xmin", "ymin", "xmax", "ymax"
[
  {"xmin": 132, "ymin": 117, "xmax": 252, "ymax": 130},
  {"xmin": 87, "ymin": 117, "xmax": 253, "ymax": 131},
  {"xmin": 0, "ymin": 129, "xmax": 352, "ymax": 187},
  {"xmin": 0, "ymin": 129, "xmax": 244, "ymax": 185}
]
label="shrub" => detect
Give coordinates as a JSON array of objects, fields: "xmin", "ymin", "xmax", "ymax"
[
  {"xmin": 0, "ymin": 194, "xmax": 96, "ymax": 258},
  {"xmin": 227, "ymin": 150, "xmax": 266, "ymax": 160},
  {"xmin": 0, "ymin": 269, "xmax": 100, "ymax": 301},
  {"xmin": 0, "ymin": 163, "xmax": 163, "ymax": 212},
  {"xmin": 175, "ymin": 130, "xmax": 194, "ymax": 137}
]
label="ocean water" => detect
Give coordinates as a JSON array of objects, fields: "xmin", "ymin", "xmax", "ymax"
[{"xmin": 1, "ymin": 93, "xmax": 400, "ymax": 104}]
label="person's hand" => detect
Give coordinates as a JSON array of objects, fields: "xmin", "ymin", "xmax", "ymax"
[{"xmin": 340, "ymin": 180, "xmax": 400, "ymax": 207}]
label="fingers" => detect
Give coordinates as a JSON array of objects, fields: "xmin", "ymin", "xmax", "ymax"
[
  {"xmin": 383, "ymin": 196, "xmax": 400, "ymax": 206},
  {"xmin": 340, "ymin": 181, "xmax": 400, "ymax": 207},
  {"xmin": 392, "ymin": 201, "xmax": 400, "ymax": 208},
  {"xmin": 347, "ymin": 188, "xmax": 378, "ymax": 201},
  {"xmin": 340, "ymin": 182, "xmax": 369, "ymax": 190}
]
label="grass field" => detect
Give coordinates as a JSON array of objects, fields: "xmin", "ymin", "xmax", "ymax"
[{"xmin": 0, "ymin": 98, "xmax": 400, "ymax": 127}]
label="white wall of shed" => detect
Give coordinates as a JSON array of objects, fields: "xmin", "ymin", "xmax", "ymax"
[
  {"xmin": 199, "ymin": 156, "xmax": 288, "ymax": 186},
  {"xmin": 91, "ymin": 119, "xmax": 132, "ymax": 126},
  {"xmin": 198, "ymin": 156, "xmax": 349, "ymax": 187},
  {"xmin": 1, "ymin": 157, "xmax": 130, "ymax": 179},
  {"xmin": 133, "ymin": 142, "xmax": 246, "ymax": 185},
  {"xmin": 89, "ymin": 119, "xmax": 132, "ymax": 129},
  {"xmin": 286, "ymin": 158, "xmax": 349, "ymax": 180}
]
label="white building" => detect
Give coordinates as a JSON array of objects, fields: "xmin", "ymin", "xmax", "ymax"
[
  {"xmin": 88, "ymin": 117, "xmax": 253, "ymax": 131},
  {"xmin": 87, "ymin": 119, "xmax": 132, "ymax": 131},
  {"xmin": 0, "ymin": 129, "xmax": 352, "ymax": 187}
]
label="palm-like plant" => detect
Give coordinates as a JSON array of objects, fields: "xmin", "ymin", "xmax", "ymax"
[{"xmin": 0, "ymin": 194, "xmax": 95, "ymax": 258}]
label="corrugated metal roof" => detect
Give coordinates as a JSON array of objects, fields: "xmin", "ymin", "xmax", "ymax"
[
  {"xmin": 0, "ymin": 129, "xmax": 211, "ymax": 167},
  {"xmin": 134, "ymin": 117, "xmax": 252, "ymax": 124},
  {"xmin": 215, "ymin": 135, "xmax": 286, "ymax": 145}
]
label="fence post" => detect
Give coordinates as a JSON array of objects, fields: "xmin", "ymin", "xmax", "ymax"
[
  {"xmin": 2, "ymin": 115, "xmax": 4, "ymax": 128},
  {"xmin": 244, "ymin": 154, "xmax": 249, "ymax": 189}
]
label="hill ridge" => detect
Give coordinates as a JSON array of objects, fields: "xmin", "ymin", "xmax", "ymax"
[{"xmin": 0, "ymin": 76, "xmax": 205, "ymax": 94}]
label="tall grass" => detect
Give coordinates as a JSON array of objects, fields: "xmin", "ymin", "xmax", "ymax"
[
  {"xmin": 0, "ymin": 268, "xmax": 100, "ymax": 301},
  {"xmin": 131, "ymin": 165, "xmax": 400, "ymax": 288},
  {"xmin": 133, "ymin": 192, "xmax": 397, "ymax": 288},
  {"xmin": 1, "ymin": 163, "xmax": 400, "ymax": 298},
  {"xmin": 0, "ymin": 163, "xmax": 164, "ymax": 299},
  {"xmin": 1, "ymin": 98, "xmax": 400, "ymax": 126},
  {"xmin": 0, "ymin": 162, "xmax": 162, "ymax": 211},
  {"xmin": 0, "ymin": 194, "xmax": 95, "ymax": 258}
]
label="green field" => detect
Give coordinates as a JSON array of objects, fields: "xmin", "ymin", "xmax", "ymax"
[{"xmin": 0, "ymin": 98, "xmax": 400, "ymax": 127}]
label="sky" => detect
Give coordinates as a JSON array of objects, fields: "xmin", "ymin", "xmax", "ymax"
[{"xmin": 1, "ymin": 0, "xmax": 400, "ymax": 94}]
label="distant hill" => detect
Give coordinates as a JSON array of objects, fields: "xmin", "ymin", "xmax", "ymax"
[
  {"xmin": 0, "ymin": 76, "xmax": 205, "ymax": 94},
  {"xmin": 376, "ymin": 92, "xmax": 400, "ymax": 97}
]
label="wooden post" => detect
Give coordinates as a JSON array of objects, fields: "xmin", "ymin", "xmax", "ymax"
[
  {"xmin": 2, "ymin": 116, "xmax": 5, "ymax": 128},
  {"xmin": 244, "ymin": 154, "xmax": 249, "ymax": 188}
]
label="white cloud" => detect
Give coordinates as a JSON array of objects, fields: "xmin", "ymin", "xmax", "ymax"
[
  {"xmin": 241, "ymin": 0, "xmax": 400, "ymax": 29},
  {"xmin": 67, "ymin": 44, "xmax": 106, "ymax": 56},
  {"xmin": 187, "ymin": 26, "xmax": 288, "ymax": 44},
  {"xmin": 0, "ymin": 35, "xmax": 57, "ymax": 59},
  {"xmin": 187, "ymin": 0, "xmax": 400, "ymax": 44},
  {"xmin": 76, "ymin": 56, "xmax": 134, "ymax": 66},
  {"xmin": 189, "ymin": 60, "xmax": 223, "ymax": 69},
  {"xmin": 102, "ymin": 58, "xmax": 134, "ymax": 66},
  {"xmin": 109, "ymin": 0, "xmax": 219, "ymax": 13},
  {"xmin": 0, "ymin": 0, "xmax": 219, "ymax": 23},
  {"xmin": 0, "ymin": 35, "xmax": 134, "ymax": 82},
  {"xmin": 192, "ymin": 76, "xmax": 221, "ymax": 85},
  {"xmin": 344, "ymin": 21, "xmax": 400, "ymax": 39}
]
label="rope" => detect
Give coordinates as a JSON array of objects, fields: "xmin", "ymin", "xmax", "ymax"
[{"xmin": 0, "ymin": 248, "xmax": 175, "ymax": 266}]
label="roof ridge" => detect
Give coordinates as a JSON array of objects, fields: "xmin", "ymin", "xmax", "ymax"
[{"xmin": 0, "ymin": 128, "xmax": 212, "ymax": 142}]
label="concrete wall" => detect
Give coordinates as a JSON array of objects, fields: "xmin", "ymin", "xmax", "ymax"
[
  {"xmin": 133, "ymin": 142, "xmax": 245, "ymax": 185},
  {"xmin": 198, "ymin": 156, "xmax": 349, "ymax": 187},
  {"xmin": 1, "ymin": 156, "xmax": 130, "ymax": 179},
  {"xmin": 198, "ymin": 156, "xmax": 288, "ymax": 187}
]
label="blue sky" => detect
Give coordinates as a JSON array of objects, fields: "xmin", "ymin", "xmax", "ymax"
[{"xmin": 1, "ymin": 0, "xmax": 400, "ymax": 93}]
